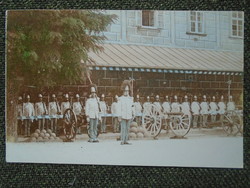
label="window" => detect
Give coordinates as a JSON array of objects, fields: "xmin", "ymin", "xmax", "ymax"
[
  {"xmin": 189, "ymin": 11, "xmax": 204, "ymax": 34},
  {"xmin": 142, "ymin": 10, "xmax": 155, "ymax": 27},
  {"xmin": 231, "ymin": 12, "xmax": 244, "ymax": 38}
]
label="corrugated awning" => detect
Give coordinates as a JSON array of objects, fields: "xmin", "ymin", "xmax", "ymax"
[{"xmin": 87, "ymin": 43, "xmax": 243, "ymax": 74}]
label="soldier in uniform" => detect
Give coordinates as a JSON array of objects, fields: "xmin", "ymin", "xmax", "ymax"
[
  {"xmin": 171, "ymin": 95, "xmax": 181, "ymax": 113},
  {"xmin": 23, "ymin": 95, "xmax": 35, "ymax": 137},
  {"xmin": 134, "ymin": 95, "xmax": 142, "ymax": 126},
  {"xmin": 35, "ymin": 94, "xmax": 48, "ymax": 130},
  {"xmin": 181, "ymin": 95, "xmax": 191, "ymax": 115},
  {"xmin": 85, "ymin": 85, "xmax": 101, "ymax": 143},
  {"xmin": 99, "ymin": 94, "xmax": 107, "ymax": 133},
  {"xmin": 162, "ymin": 95, "xmax": 171, "ymax": 130},
  {"xmin": 118, "ymin": 80, "xmax": 135, "ymax": 145},
  {"xmin": 200, "ymin": 95, "xmax": 209, "ymax": 128},
  {"xmin": 191, "ymin": 95, "xmax": 200, "ymax": 128},
  {"xmin": 153, "ymin": 95, "xmax": 162, "ymax": 111},
  {"xmin": 61, "ymin": 94, "xmax": 71, "ymax": 115},
  {"xmin": 111, "ymin": 95, "xmax": 120, "ymax": 133},
  {"xmin": 227, "ymin": 96, "xmax": 236, "ymax": 111},
  {"xmin": 48, "ymin": 94, "xmax": 61, "ymax": 133},
  {"xmin": 17, "ymin": 96, "xmax": 24, "ymax": 135},
  {"xmin": 143, "ymin": 96, "xmax": 151, "ymax": 111},
  {"xmin": 209, "ymin": 96, "xmax": 218, "ymax": 122},
  {"xmin": 218, "ymin": 95, "xmax": 226, "ymax": 121},
  {"xmin": 73, "ymin": 94, "xmax": 83, "ymax": 134}
]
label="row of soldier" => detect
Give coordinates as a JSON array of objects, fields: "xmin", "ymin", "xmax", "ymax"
[{"xmin": 17, "ymin": 92, "xmax": 236, "ymax": 137}]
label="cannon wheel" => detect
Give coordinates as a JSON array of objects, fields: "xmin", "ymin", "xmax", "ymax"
[
  {"xmin": 142, "ymin": 104, "xmax": 162, "ymax": 138},
  {"xmin": 222, "ymin": 111, "xmax": 242, "ymax": 136},
  {"xmin": 169, "ymin": 113, "xmax": 191, "ymax": 137},
  {"xmin": 63, "ymin": 108, "xmax": 77, "ymax": 141}
]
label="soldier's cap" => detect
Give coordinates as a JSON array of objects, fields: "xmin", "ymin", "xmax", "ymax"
[
  {"xmin": 52, "ymin": 94, "xmax": 56, "ymax": 98},
  {"xmin": 174, "ymin": 95, "xmax": 178, "ymax": 100},
  {"xmin": 203, "ymin": 95, "xmax": 206, "ymax": 99},
  {"xmin": 18, "ymin": 96, "xmax": 22, "ymax": 100},
  {"xmin": 76, "ymin": 94, "xmax": 80, "ymax": 98},
  {"xmin": 184, "ymin": 95, "xmax": 188, "ymax": 99},
  {"xmin": 194, "ymin": 95, "xmax": 197, "ymax": 99},
  {"xmin": 26, "ymin": 95, "xmax": 30, "ymax": 99},
  {"xmin": 212, "ymin": 96, "xmax": 215, "ymax": 99},
  {"xmin": 136, "ymin": 94, "xmax": 139, "ymax": 99},
  {"xmin": 91, "ymin": 87, "xmax": 96, "ymax": 93},
  {"xmin": 65, "ymin": 94, "xmax": 69, "ymax": 98},
  {"xmin": 147, "ymin": 96, "xmax": 150, "ymax": 99},
  {"xmin": 115, "ymin": 95, "xmax": 118, "ymax": 99},
  {"xmin": 165, "ymin": 95, "xmax": 169, "ymax": 98},
  {"xmin": 124, "ymin": 85, "xmax": 129, "ymax": 91},
  {"xmin": 101, "ymin": 94, "xmax": 105, "ymax": 98},
  {"xmin": 156, "ymin": 95, "xmax": 159, "ymax": 98},
  {"xmin": 38, "ymin": 94, "xmax": 43, "ymax": 98},
  {"xmin": 229, "ymin": 95, "xmax": 233, "ymax": 99},
  {"xmin": 221, "ymin": 95, "xmax": 224, "ymax": 99}
]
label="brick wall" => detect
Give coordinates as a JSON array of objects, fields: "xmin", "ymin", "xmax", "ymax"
[{"xmin": 91, "ymin": 70, "xmax": 243, "ymax": 104}]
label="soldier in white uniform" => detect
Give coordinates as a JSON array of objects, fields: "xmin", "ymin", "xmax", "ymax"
[
  {"xmin": 48, "ymin": 94, "xmax": 61, "ymax": 133},
  {"xmin": 200, "ymin": 95, "xmax": 209, "ymax": 128},
  {"xmin": 134, "ymin": 95, "xmax": 142, "ymax": 126},
  {"xmin": 162, "ymin": 96, "xmax": 171, "ymax": 114},
  {"xmin": 191, "ymin": 96, "xmax": 200, "ymax": 128},
  {"xmin": 227, "ymin": 96, "xmax": 236, "ymax": 111},
  {"xmin": 118, "ymin": 80, "xmax": 135, "ymax": 145},
  {"xmin": 218, "ymin": 95, "xmax": 226, "ymax": 121},
  {"xmin": 85, "ymin": 85, "xmax": 101, "ymax": 142},
  {"xmin": 73, "ymin": 94, "xmax": 83, "ymax": 134},
  {"xmin": 111, "ymin": 95, "xmax": 120, "ymax": 133},
  {"xmin": 23, "ymin": 95, "xmax": 35, "ymax": 137},
  {"xmin": 153, "ymin": 95, "xmax": 162, "ymax": 112},
  {"xmin": 17, "ymin": 96, "xmax": 24, "ymax": 135},
  {"xmin": 143, "ymin": 96, "xmax": 151, "ymax": 112},
  {"xmin": 99, "ymin": 94, "xmax": 107, "ymax": 133},
  {"xmin": 181, "ymin": 95, "xmax": 191, "ymax": 115},
  {"xmin": 171, "ymin": 95, "xmax": 181, "ymax": 113},
  {"xmin": 209, "ymin": 96, "xmax": 218, "ymax": 122},
  {"xmin": 61, "ymin": 94, "xmax": 71, "ymax": 115},
  {"xmin": 35, "ymin": 94, "xmax": 48, "ymax": 130}
]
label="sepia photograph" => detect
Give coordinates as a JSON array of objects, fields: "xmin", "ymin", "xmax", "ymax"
[{"xmin": 6, "ymin": 10, "xmax": 243, "ymax": 168}]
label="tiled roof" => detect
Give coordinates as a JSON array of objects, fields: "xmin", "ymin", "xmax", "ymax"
[{"xmin": 87, "ymin": 43, "xmax": 243, "ymax": 72}]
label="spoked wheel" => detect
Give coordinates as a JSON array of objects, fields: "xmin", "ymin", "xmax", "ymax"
[
  {"xmin": 63, "ymin": 108, "xmax": 77, "ymax": 141},
  {"xmin": 142, "ymin": 104, "xmax": 162, "ymax": 138},
  {"xmin": 222, "ymin": 111, "xmax": 242, "ymax": 136},
  {"xmin": 169, "ymin": 113, "xmax": 191, "ymax": 137}
]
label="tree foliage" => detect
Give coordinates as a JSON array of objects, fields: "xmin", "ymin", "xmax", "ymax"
[{"xmin": 7, "ymin": 10, "xmax": 116, "ymax": 89}]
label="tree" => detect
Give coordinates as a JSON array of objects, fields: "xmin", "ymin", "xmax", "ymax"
[{"xmin": 6, "ymin": 10, "xmax": 116, "ymax": 141}]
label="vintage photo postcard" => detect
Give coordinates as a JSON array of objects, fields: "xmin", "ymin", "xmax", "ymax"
[{"xmin": 6, "ymin": 10, "xmax": 243, "ymax": 168}]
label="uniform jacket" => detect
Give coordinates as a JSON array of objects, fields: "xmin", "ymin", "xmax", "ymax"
[
  {"xmin": 227, "ymin": 102, "xmax": 235, "ymax": 111},
  {"xmin": 17, "ymin": 103, "xmax": 23, "ymax": 116},
  {"xmin": 143, "ymin": 102, "xmax": 151, "ymax": 111},
  {"xmin": 200, "ymin": 102, "xmax": 209, "ymax": 115},
  {"xmin": 49, "ymin": 101, "xmax": 61, "ymax": 115},
  {"xmin": 134, "ymin": 101, "xmax": 142, "ymax": 115},
  {"xmin": 117, "ymin": 95, "xmax": 134, "ymax": 120},
  {"xmin": 99, "ymin": 101, "xmax": 107, "ymax": 114},
  {"xmin": 209, "ymin": 102, "xmax": 218, "ymax": 115},
  {"xmin": 153, "ymin": 101, "xmax": 162, "ymax": 111},
  {"xmin": 171, "ymin": 102, "xmax": 181, "ymax": 113},
  {"xmin": 35, "ymin": 102, "xmax": 48, "ymax": 116},
  {"xmin": 181, "ymin": 102, "xmax": 190, "ymax": 115},
  {"xmin": 191, "ymin": 101, "xmax": 200, "ymax": 115},
  {"xmin": 61, "ymin": 101, "xmax": 71, "ymax": 115},
  {"xmin": 218, "ymin": 102, "xmax": 226, "ymax": 114},
  {"xmin": 162, "ymin": 102, "xmax": 171, "ymax": 113},
  {"xmin": 111, "ymin": 102, "xmax": 119, "ymax": 117},
  {"xmin": 85, "ymin": 98, "xmax": 100, "ymax": 119},
  {"xmin": 23, "ymin": 102, "xmax": 35, "ymax": 117},
  {"xmin": 73, "ymin": 102, "xmax": 82, "ymax": 115}
]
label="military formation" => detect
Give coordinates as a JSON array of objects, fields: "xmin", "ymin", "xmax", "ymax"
[{"xmin": 16, "ymin": 82, "xmax": 237, "ymax": 144}]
